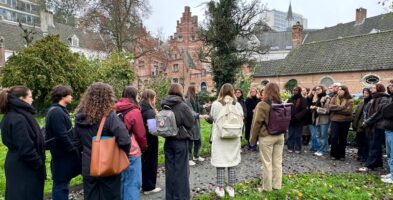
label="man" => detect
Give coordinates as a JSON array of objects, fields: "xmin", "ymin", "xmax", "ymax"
[
  {"xmin": 328, "ymin": 82, "xmax": 341, "ymax": 97},
  {"xmin": 45, "ymin": 85, "xmax": 81, "ymax": 200}
]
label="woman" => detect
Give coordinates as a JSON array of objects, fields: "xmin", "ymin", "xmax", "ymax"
[
  {"xmin": 0, "ymin": 86, "xmax": 46, "ymax": 200},
  {"xmin": 115, "ymin": 86, "xmax": 147, "ymax": 200},
  {"xmin": 359, "ymin": 83, "xmax": 390, "ymax": 171},
  {"xmin": 185, "ymin": 85, "xmax": 204, "ymax": 166},
  {"xmin": 287, "ymin": 86, "xmax": 307, "ymax": 153},
  {"xmin": 306, "ymin": 87, "xmax": 318, "ymax": 151},
  {"xmin": 310, "ymin": 85, "xmax": 331, "ymax": 156},
  {"xmin": 259, "ymin": 89, "xmax": 265, "ymax": 101},
  {"xmin": 352, "ymin": 88, "xmax": 372, "ymax": 162},
  {"xmin": 382, "ymin": 98, "xmax": 393, "ymax": 183},
  {"xmin": 161, "ymin": 83, "xmax": 195, "ymax": 200},
  {"xmin": 210, "ymin": 83, "xmax": 243, "ymax": 198},
  {"xmin": 329, "ymin": 85, "xmax": 353, "ymax": 161},
  {"xmin": 140, "ymin": 89, "xmax": 162, "ymax": 194},
  {"xmin": 235, "ymin": 89, "xmax": 247, "ymax": 120},
  {"xmin": 75, "ymin": 82, "xmax": 131, "ymax": 200},
  {"xmin": 250, "ymin": 83, "xmax": 284, "ymax": 192},
  {"xmin": 245, "ymin": 87, "xmax": 260, "ymax": 150}
]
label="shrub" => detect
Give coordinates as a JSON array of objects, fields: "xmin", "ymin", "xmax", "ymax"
[{"xmin": 145, "ymin": 74, "xmax": 171, "ymax": 110}]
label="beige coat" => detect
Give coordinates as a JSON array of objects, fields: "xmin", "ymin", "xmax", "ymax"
[{"xmin": 210, "ymin": 97, "xmax": 243, "ymax": 167}]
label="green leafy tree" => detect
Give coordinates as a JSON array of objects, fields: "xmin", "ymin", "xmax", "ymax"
[
  {"xmin": 94, "ymin": 52, "xmax": 135, "ymax": 98},
  {"xmin": 145, "ymin": 74, "xmax": 171, "ymax": 110},
  {"xmin": 1, "ymin": 35, "xmax": 91, "ymax": 112},
  {"xmin": 199, "ymin": 0, "xmax": 269, "ymax": 92},
  {"xmin": 234, "ymin": 71, "xmax": 253, "ymax": 99}
]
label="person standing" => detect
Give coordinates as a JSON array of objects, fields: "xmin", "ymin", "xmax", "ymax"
[
  {"xmin": 75, "ymin": 83, "xmax": 131, "ymax": 200},
  {"xmin": 235, "ymin": 89, "xmax": 247, "ymax": 122},
  {"xmin": 185, "ymin": 85, "xmax": 204, "ymax": 166},
  {"xmin": 382, "ymin": 98, "xmax": 393, "ymax": 183},
  {"xmin": 310, "ymin": 85, "xmax": 331, "ymax": 157},
  {"xmin": 140, "ymin": 89, "xmax": 162, "ymax": 194},
  {"xmin": 287, "ymin": 86, "xmax": 308, "ymax": 153},
  {"xmin": 352, "ymin": 88, "xmax": 372, "ymax": 162},
  {"xmin": 46, "ymin": 85, "xmax": 81, "ymax": 200},
  {"xmin": 359, "ymin": 84, "xmax": 391, "ymax": 171},
  {"xmin": 329, "ymin": 85, "xmax": 353, "ymax": 161},
  {"xmin": 115, "ymin": 86, "xmax": 147, "ymax": 200},
  {"xmin": 161, "ymin": 83, "xmax": 195, "ymax": 200},
  {"xmin": 245, "ymin": 87, "xmax": 260, "ymax": 150},
  {"xmin": 0, "ymin": 86, "xmax": 46, "ymax": 200},
  {"xmin": 210, "ymin": 83, "xmax": 243, "ymax": 198},
  {"xmin": 250, "ymin": 83, "xmax": 285, "ymax": 192}
]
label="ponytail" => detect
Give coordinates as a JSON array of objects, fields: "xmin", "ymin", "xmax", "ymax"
[{"xmin": 0, "ymin": 86, "xmax": 30, "ymax": 113}]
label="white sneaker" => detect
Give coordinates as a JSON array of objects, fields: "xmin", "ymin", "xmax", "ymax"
[
  {"xmin": 189, "ymin": 160, "xmax": 196, "ymax": 166},
  {"xmin": 315, "ymin": 152, "xmax": 323, "ymax": 157},
  {"xmin": 382, "ymin": 177, "xmax": 393, "ymax": 184},
  {"xmin": 193, "ymin": 157, "xmax": 205, "ymax": 162},
  {"xmin": 143, "ymin": 187, "xmax": 162, "ymax": 195},
  {"xmin": 381, "ymin": 173, "xmax": 392, "ymax": 179},
  {"xmin": 225, "ymin": 186, "xmax": 235, "ymax": 197},
  {"xmin": 215, "ymin": 187, "xmax": 225, "ymax": 198}
]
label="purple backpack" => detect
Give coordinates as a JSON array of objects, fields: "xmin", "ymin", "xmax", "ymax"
[{"xmin": 266, "ymin": 101, "xmax": 293, "ymax": 135}]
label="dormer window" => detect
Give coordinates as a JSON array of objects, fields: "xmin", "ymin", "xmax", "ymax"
[{"xmin": 69, "ymin": 35, "xmax": 79, "ymax": 47}]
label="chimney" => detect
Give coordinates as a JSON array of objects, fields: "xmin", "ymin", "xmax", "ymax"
[
  {"xmin": 292, "ymin": 21, "xmax": 303, "ymax": 48},
  {"xmin": 40, "ymin": 10, "xmax": 55, "ymax": 33},
  {"xmin": 0, "ymin": 36, "xmax": 5, "ymax": 67},
  {"xmin": 355, "ymin": 8, "xmax": 367, "ymax": 26}
]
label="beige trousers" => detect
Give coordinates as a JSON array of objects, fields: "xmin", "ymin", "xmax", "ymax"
[{"xmin": 258, "ymin": 134, "xmax": 284, "ymax": 191}]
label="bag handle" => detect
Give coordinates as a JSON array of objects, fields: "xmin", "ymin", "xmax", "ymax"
[{"xmin": 95, "ymin": 116, "xmax": 107, "ymax": 142}]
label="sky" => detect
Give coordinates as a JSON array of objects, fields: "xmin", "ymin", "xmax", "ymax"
[{"xmin": 144, "ymin": 0, "xmax": 388, "ymax": 39}]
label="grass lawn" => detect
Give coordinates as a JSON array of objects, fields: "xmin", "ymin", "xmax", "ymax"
[
  {"xmin": 0, "ymin": 117, "xmax": 213, "ymax": 199},
  {"xmin": 194, "ymin": 173, "xmax": 393, "ymax": 200}
]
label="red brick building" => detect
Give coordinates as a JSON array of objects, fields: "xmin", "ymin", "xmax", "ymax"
[{"xmin": 134, "ymin": 6, "xmax": 214, "ymax": 92}]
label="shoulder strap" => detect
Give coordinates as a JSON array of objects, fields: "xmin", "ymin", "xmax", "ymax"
[{"xmin": 95, "ymin": 116, "xmax": 107, "ymax": 142}]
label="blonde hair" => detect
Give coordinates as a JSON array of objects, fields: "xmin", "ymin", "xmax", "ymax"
[
  {"xmin": 142, "ymin": 89, "xmax": 157, "ymax": 112},
  {"xmin": 247, "ymin": 87, "xmax": 259, "ymax": 98}
]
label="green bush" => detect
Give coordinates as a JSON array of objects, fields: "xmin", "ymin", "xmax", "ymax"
[
  {"xmin": 145, "ymin": 74, "xmax": 171, "ymax": 110},
  {"xmin": 1, "ymin": 35, "xmax": 91, "ymax": 112}
]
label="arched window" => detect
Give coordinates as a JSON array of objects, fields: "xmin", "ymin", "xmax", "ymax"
[
  {"xmin": 363, "ymin": 74, "xmax": 380, "ymax": 85},
  {"xmin": 261, "ymin": 80, "xmax": 269, "ymax": 86},
  {"xmin": 201, "ymin": 82, "xmax": 207, "ymax": 91},
  {"xmin": 320, "ymin": 76, "xmax": 334, "ymax": 87},
  {"xmin": 284, "ymin": 79, "xmax": 298, "ymax": 91}
]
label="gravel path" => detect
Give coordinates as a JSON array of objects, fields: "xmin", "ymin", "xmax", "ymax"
[{"xmin": 66, "ymin": 147, "xmax": 388, "ymax": 200}]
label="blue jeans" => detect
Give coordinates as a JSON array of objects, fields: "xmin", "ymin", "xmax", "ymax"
[
  {"xmin": 308, "ymin": 125, "xmax": 319, "ymax": 151},
  {"xmin": 121, "ymin": 156, "xmax": 142, "ymax": 200},
  {"xmin": 52, "ymin": 180, "xmax": 70, "ymax": 200},
  {"xmin": 386, "ymin": 130, "xmax": 393, "ymax": 180},
  {"xmin": 316, "ymin": 124, "xmax": 329, "ymax": 154},
  {"xmin": 287, "ymin": 123, "xmax": 302, "ymax": 151}
]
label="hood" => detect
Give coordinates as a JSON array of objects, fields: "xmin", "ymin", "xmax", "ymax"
[
  {"xmin": 75, "ymin": 112, "xmax": 92, "ymax": 127},
  {"xmin": 8, "ymin": 95, "xmax": 36, "ymax": 114},
  {"xmin": 115, "ymin": 98, "xmax": 139, "ymax": 112},
  {"xmin": 140, "ymin": 100, "xmax": 153, "ymax": 113},
  {"xmin": 160, "ymin": 95, "xmax": 183, "ymax": 108}
]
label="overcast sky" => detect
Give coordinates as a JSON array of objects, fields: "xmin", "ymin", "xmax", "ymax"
[{"xmin": 144, "ymin": 0, "xmax": 388, "ymax": 39}]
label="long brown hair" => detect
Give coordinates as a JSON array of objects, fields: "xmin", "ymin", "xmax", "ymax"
[
  {"xmin": 0, "ymin": 86, "xmax": 31, "ymax": 113},
  {"xmin": 338, "ymin": 85, "xmax": 352, "ymax": 99},
  {"xmin": 186, "ymin": 85, "xmax": 197, "ymax": 103},
  {"xmin": 218, "ymin": 83, "xmax": 236, "ymax": 105},
  {"xmin": 75, "ymin": 82, "xmax": 115, "ymax": 124},
  {"xmin": 122, "ymin": 86, "xmax": 139, "ymax": 107},
  {"xmin": 141, "ymin": 89, "xmax": 156, "ymax": 111},
  {"xmin": 264, "ymin": 83, "xmax": 281, "ymax": 103},
  {"xmin": 168, "ymin": 83, "xmax": 184, "ymax": 100}
]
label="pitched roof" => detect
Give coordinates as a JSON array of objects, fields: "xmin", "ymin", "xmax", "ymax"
[
  {"xmin": 286, "ymin": 2, "xmax": 294, "ymax": 21},
  {"xmin": 182, "ymin": 50, "xmax": 196, "ymax": 69},
  {"xmin": 303, "ymin": 12, "xmax": 393, "ymax": 44},
  {"xmin": 0, "ymin": 21, "xmax": 107, "ymax": 52},
  {"xmin": 254, "ymin": 30, "xmax": 393, "ymax": 77}
]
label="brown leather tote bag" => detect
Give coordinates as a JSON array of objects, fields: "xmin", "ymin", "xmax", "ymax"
[{"xmin": 90, "ymin": 116, "xmax": 129, "ymax": 177}]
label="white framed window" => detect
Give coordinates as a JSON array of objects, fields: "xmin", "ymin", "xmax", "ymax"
[
  {"xmin": 362, "ymin": 74, "xmax": 380, "ymax": 85},
  {"xmin": 319, "ymin": 76, "xmax": 335, "ymax": 87},
  {"xmin": 173, "ymin": 64, "xmax": 179, "ymax": 72},
  {"xmin": 261, "ymin": 80, "xmax": 269, "ymax": 86},
  {"xmin": 69, "ymin": 35, "xmax": 79, "ymax": 47}
]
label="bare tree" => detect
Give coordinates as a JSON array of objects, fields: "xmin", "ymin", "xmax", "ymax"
[
  {"xmin": 81, "ymin": 0, "xmax": 151, "ymax": 53},
  {"xmin": 18, "ymin": 21, "xmax": 37, "ymax": 46},
  {"xmin": 379, "ymin": 0, "xmax": 393, "ymax": 10},
  {"xmin": 39, "ymin": 0, "xmax": 85, "ymax": 25}
]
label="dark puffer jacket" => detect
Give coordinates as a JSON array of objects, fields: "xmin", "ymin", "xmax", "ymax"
[
  {"xmin": 363, "ymin": 92, "xmax": 391, "ymax": 130},
  {"xmin": 160, "ymin": 95, "xmax": 195, "ymax": 140}
]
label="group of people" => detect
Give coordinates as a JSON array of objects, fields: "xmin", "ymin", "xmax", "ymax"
[{"xmin": 2, "ymin": 79, "xmax": 393, "ymax": 200}]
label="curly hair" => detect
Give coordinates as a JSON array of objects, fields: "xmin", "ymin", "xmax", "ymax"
[{"xmin": 75, "ymin": 82, "xmax": 115, "ymax": 124}]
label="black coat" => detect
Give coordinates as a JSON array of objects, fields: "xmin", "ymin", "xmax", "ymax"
[
  {"xmin": 160, "ymin": 95, "xmax": 195, "ymax": 140},
  {"xmin": 383, "ymin": 101, "xmax": 393, "ymax": 131},
  {"xmin": 0, "ymin": 95, "xmax": 45, "ymax": 200},
  {"xmin": 75, "ymin": 112, "xmax": 131, "ymax": 177},
  {"xmin": 245, "ymin": 96, "xmax": 259, "ymax": 123},
  {"xmin": 237, "ymin": 97, "xmax": 247, "ymax": 119},
  {"xmin": 45, "ymin": 103, "xmax": 81, "ymax": 181},
  {"xmin": 288, "ymin": 95, "xmax": 308, "ymax": 125}
]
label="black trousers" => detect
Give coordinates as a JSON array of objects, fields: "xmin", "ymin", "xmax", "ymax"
[
  {"xmin": 330, "ymin": 121, "xmax": 351, "ymax": 159},
  {"xmin": 142, "ymin": 134, "xmax": 159, "ymax": 191},
  {"xmin": 188, "ymin": 139, "xmax": 202, "ymax": 158},
  {"xmin": 164, "ymin": 139, "xmax": 190, "ymax": 200},
  {"xmin": 365, "ymin": 128, "xmax": 385, "ymax": 169},
  {"xmin": 83, "ymin": 175, "xmax": 121, "ymax": 200},
  {"xmin": 356, "ymin": 131, "xmax": 369, "ymax": 162},
  {"xmin": 245, "ymin": 117, "xmax": 253, "ymax": 144}
]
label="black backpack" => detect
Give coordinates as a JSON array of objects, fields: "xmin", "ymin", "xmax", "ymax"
[{"xmin": 117, "ymin": 108, "xmax": 135, "ymax": 132}]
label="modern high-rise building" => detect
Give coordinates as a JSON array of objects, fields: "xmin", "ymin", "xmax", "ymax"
[
  {"xmin": 0, "ymin": 0, "xmax": 40, "ymax": 25},
  {"xmin": 263, "ymin": 3, "xmax": 308, "ymax": 31}
]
